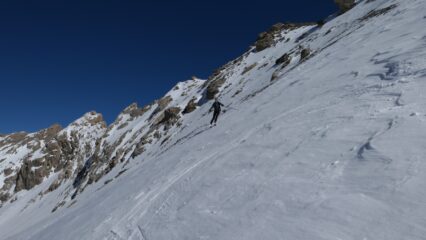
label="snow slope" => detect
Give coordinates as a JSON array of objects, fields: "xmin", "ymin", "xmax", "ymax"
[{"xmin": 1, "ymin": 0, "xmax": 426, "ymax": 239}]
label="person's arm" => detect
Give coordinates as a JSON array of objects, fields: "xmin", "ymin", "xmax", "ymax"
[{"xmin": 219, "ymin": 102, "xmax": 224, "ymax": 107}]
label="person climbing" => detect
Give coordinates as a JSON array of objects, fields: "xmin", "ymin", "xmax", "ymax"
[{"xmin": 209, "ymin": 98, "xmax": 224, "ymax": 126}]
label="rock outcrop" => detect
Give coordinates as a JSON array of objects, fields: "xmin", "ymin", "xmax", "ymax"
[
  {"xmin": 334, "ymin": 0, "xmax": 355, "ymax": 13},
  {"xmin": 300, "ymin": 48, "xmax": 311, "ymax": 61},
  {"xmin": 0, "ymin": 112, "xmax": 107, "ymax": 203},
  {"xmin": 182, "ymin": 97, "xmax": 198, "ymax": 114},
  {"xmin": 275, "ymin": 53, "xmax": 291, "ymax": 66},
  {"xmin": 255, "ymin": 32, "xmax": 276, "ymax": 52},
  {"xmin": 254, "ymin": 22, "xmax": 316, "ymax": 52},
  {"xmin": 15, "ymin": 160, "xmax": 46, "ymax": 192},
  {"xmin": 206, "ymin": 78, "xmax": 226, "ymax": 100},
  {"xmin": 159, "ymin": 107, "xmax": 181, "ymax": 126}
]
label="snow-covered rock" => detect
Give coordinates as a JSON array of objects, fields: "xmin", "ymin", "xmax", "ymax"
[{"xmin": 0, "ymin": 112, "xmax": 106, "ymax": 207}]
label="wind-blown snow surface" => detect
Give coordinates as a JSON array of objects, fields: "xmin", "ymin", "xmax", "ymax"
[{"xmin": 2, "ymin": 0, "xmax": 426, "ymax": 239}]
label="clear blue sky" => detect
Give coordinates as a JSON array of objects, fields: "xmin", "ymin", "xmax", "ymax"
[{"xmin": 0, "ymin": 0, "xmax": 337, "ymax": 133}]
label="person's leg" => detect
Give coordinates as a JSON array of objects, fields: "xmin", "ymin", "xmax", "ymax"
[
  {"xmin": 210, "ymin": 113, "xmax": 215, "ymax": 125},
  {"xmin": 214, "ymin": 111, "xmax": 220, "ymax": 123},
  {"xmin": 211, "ymin": 111, "xmax": 219, "ymax": 125}
]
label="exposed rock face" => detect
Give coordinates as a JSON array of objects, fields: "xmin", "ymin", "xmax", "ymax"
[
  {"xmin": 157, "ymin": 96, "xmax": 173, "ymax": 110},
  {"xmin": 0, "ymin": 112, "xmax": 107, "ymax": 203},
  {"xmin": 4, "ymin": 132, "xmax": 27, "ymax": 144},
  {"xmin": 1, "ymin": 176, "xmax": 14, "ymax": 191},
  {"xmin": 155, "ymin": 107, "xmax": 181, "ymax": 127},
  {"xmin": 254, "ymin": 22, "xmax": 316, "ymax": 52},
  {"xmin": 271, "ymin": 72, "xmax": 280, "ymax": 82},
  {"xmin": 255, "ymin": 32, "xmax": 275, "ymax": 52},
  {"xmin": 0, "ymin": 192, "xmax": 9, "ymax": 202},
  {"xmin": 150, "ymin": 96, "xmax": 173, "ymax": 118},
  {"xmin": 201, "ymin": 60, "xmax": 239, "ymax": 101},
  {"xmin": 206, "ymin": 78, "xmax": 226, "ymax": 100},
  {"xmin": 3, "ymin": 168, "xmax": 13, "ymax": 176},
  {"xmin": 85, "ymin": 112, "xmax": 107, "ymax": 127},
  {"xmin": 122, "ymin": 103, "xmax": 151, "ymax": 119},
  {"xmin": 254, "ymin": 23, "xmax": 292, "ymax": 52},
  {"xmin": 300, "ymin": 48, "xmax": 311, "ymax": 61},
  {"xmin": 183, "ymin": 97, "xmax": 198, "ymax": 114},
  {"xmin": 334, "ymin": 0, "xmax": 355, "ymax": 13},
  {"xmin": 241, "ymin": 63, "xmax": 258, "ymax": 75},
  {"xmin": 36, "ymin": 124, "xmax": 62, "ymax": 139},
  {"xmin": 15, "ymin": 160, "xmax": 46, "ymax": 192},
  {"xmin": 275, "ymin": 53, "xmax": 291, "ymax": 66},
  {"xmin": 131, "ymin": 137, "xmax": 149, "ymax": 158}
]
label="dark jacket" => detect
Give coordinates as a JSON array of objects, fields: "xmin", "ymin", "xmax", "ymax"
[{"xmin": 210, "ymin": 101, "xmax": 224, "ymax": 112}]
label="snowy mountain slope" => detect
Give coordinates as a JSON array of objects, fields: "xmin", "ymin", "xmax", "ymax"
[
  {"xmin": 0, "ymin": 112, "xmax": 106, "ymax": 206},
  {"xmin": 1, "ymin": 0, "xmax": 426, "ymax": 239}
]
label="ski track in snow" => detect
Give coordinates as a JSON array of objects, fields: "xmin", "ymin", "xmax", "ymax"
[{"xmin": 113, "ymin": 101, "xmax": 316, "ymax": 237}]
